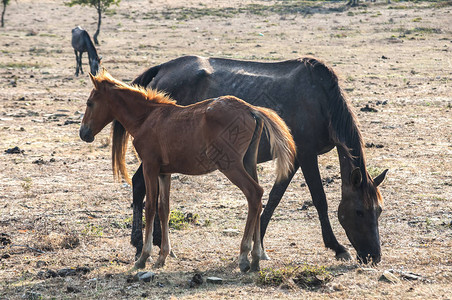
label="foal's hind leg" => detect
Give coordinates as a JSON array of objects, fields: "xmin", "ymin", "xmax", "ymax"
[
  {"xmin": 242, "ymin": 118, "xmax": 265, "ymax": 265},
  {"xmin": 220, "ymin": 165, "xmax": 263, "ymax": 273}
]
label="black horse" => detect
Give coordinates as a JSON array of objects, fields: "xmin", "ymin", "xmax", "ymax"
[
  {"xmin": 71, "ymin": 26, "xmax": 101, "ymax": 76},
  {"xmin": 118, "ymin": 55, "xmax": 387, "ymax": 264}
]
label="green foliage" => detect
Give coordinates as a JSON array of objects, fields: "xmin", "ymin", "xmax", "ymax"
[
  {"xmin": 367, "ymin": 166, "xmax": 385, "ymax": 178},
  {"xmin": 257, "ymin": 264, "xmax": 332, "ymax": 289},
  {"xmin": 65, "ymin": 0, "xmax": 121, "ymax": 12},
  {"xmin": 169, "ymin": 210, "xmax": 200, "ymax": 230},
  {"xmin": 82, "ymin": 223, "xmax": 104, "ymax": 237}
]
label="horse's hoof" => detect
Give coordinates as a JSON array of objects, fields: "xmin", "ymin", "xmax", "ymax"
[
  {"xmin": 250, "ymin": 260, "xmax": 260, "ymax": 272},
  {"xmin": 335, "ymin": 251, "xmax": 352, "ymax": 261},
  {"xmin": 153, "ymin": 260, "xmax": 165, "ymax": 269},
  {"xmin": 239, "ymin": 261, "xmax": 251, "ymax": 273},
  {"xmin": 134, "ymin": 259, "xmax": 146, "ymax": 269},
  {"xmin": 260, "ymin": 250, "xmax": 271, "ymax": 261}
]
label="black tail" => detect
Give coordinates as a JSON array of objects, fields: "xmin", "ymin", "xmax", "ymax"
[{"xmin": 132, "ymin": 64, "xmax": 161, "ymax": 87}]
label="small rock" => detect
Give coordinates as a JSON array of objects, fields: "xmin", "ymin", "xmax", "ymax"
[
  {"xmin": 360, "ymin": 104, "xmax": 378, "ymax": 113},
  {"xmin": 139, "ymin": 271, "xmax": 155, "ymax": 283},
  {"xmin": 222, "ymin": 228, "xmax": 240, "ymax": 236},
  {"xmin": 66, "ymin": 286, "xmax": 80, "ymax": 293},
  {"xmin": 399, "ymin": 271, "xmax": 422, "ymax": 281},
  {"xmin": 357, "ymin": 267, "xmax": 377, "ymax": 274},
  {"xmin": 206, "ymin": 276, "xmax": 223, "ymax": 284},
  {"xmin": 379, "ymin": 270, "xmax": 400, "ymax": 283},
  {"xmin": 332, "ymin": 283, "xmax": 345, "ymax": 291},
  {"xmin": 189, "ymin": 273, "xmax": 203, "ymax": 287},
  {"xmin": 58, "ymin": 268, "xmax": 76, "ymax": 277},
  {"xmin": 36, "ymin": 260, "xmax": 47, "ymax": 268},
  {"xmin": 1, "ymin": 233, "xmax": 12, "ymax": 245},
  {"xmin": 4, "ymin": 146, "xmax": 24, "ymax": 154}
]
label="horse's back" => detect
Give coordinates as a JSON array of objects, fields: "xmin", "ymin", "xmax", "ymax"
[
  {"xmin": 71, "ymin": 26, "xmax": 87, "ymax": 51},
  {"xmin": 146, "ymin": 55, "xmax": 334, "ymax": 157}
]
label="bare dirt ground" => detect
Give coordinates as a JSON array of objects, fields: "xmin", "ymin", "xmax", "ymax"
[{"xmin": 0, "ymin": 0, "xmax": 451, "ymax": 299}]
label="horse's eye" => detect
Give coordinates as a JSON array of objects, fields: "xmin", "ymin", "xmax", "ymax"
[
  {"xmin": 356, "ymin": 210, "xmax": 364, "ymax": 217},
  {"xmin": 87, "ymin": 101, "xmax": 93, "ymax": 108}
]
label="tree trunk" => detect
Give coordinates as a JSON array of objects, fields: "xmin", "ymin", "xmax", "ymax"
[
  {"xmin": 93, "ymin": 0, "xmax": 101, "ymax": 45},
  {"xmin": 1, "ymin": 2, "xmax": 6, "ymax": 27}
]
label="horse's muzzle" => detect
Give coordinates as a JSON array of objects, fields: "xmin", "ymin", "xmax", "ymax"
[{"xmin": 79, "ymin": 125, "xmax": 94, "ymax": 143}]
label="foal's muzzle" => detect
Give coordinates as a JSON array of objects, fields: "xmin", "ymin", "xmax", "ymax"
[{"xmin": 79, "ymin": 125, "xmax": 94, "ymax": 143}]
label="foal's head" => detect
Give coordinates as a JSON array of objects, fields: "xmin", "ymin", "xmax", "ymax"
[{"xmin": 79, "ymin": 71, "xmax": 115, "ymax": 143}]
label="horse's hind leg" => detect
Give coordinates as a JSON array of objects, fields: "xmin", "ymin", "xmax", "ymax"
[
  {"xmin": 220, "ymin": 165, "xmax": 263, "ymax": 273},
  {"xmin": 154, "ymin": 174, "xmax": 171, "ymax": 268},
  {"xmin": 260, "ymin": 161, "xmax": 299, "ymax": 260}
]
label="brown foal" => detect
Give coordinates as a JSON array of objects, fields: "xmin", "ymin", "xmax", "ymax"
[{"xmin": 79, "ymin": 70, "xmax": 296, "ymax": 272}]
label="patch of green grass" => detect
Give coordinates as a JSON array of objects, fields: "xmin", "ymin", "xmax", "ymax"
[
  {"xmin": 257, "ymin": 264, "xmax": 332, "ymax": 289},
  {"xmin": 21, "ymin": 177, "xmax": 32, "ymax": 193},
  {"xmin": 0, "ymin": 62, "xmax": 45, "ymax": 69},
  {"xmin": 158, "ymin": 1, "xmax": 345, "ymax": 21},
  {"xmin": 82, "ymin": 223, "xmax": 104, "ymax": 237},
  {"xmin": 367, "ymin": 166, "xmax": 385, "ymax": 178},
  {"xmin": 169, "ymin": 210, "xmax": 200, "ymax": 230},
  {"xmin": 39, "ymin": 33, "xmax": 57, "ymax": 38}
]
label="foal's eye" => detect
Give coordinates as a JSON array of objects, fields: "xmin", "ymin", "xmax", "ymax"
[
  {"xmin": 356, "ymin": 210, "xmax": 364, "ymax": 217},
  {"xmin": 87, "ymin": 101, "xmax": 93, "ymax": 108}
]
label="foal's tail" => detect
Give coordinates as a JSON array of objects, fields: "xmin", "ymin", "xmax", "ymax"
[
  {"xmin": 110, "ymin": 65, "xmax": 162, "ymax": 185},
  {"xmin": 251, "ymin": 107, "xmax": 296, "ymax": 182}
]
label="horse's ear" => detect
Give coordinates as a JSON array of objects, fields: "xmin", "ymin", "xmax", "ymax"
[
  {"xmin": 373, "ymin": 169, "xmax": 388, "ymax": 187},
  {"xmin": 350, "ymin": 167, "xmax": 362, "ymax": 188},
  {"xmin": 89, "ymin": 73, "xmax": 98, "ymax": 90}
]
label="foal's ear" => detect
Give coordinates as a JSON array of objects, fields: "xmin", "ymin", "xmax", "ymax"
[
  {"xmin": 89, "ymin": 73, "xmax": 98, "ymax": 90},
  {"xmin": 373, "ymin": 169, "xmax": 388, "ymax": 187},
  {"xmin": 350, "ymin": 167, "xmax": 362, "ymax": 188}
]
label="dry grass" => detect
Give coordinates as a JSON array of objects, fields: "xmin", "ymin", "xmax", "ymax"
[{"xmin": 0, "ymin": 0, "xmax": 451, "ymax": 299}]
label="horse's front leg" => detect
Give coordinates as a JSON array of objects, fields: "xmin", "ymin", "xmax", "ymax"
[
  {"xmin": 74, "ymin": 50, "xmax": 80, "ymax": 76},
  {"xmin": 299, "ymin": 153, "xmax": 351, "ymax": 260},
  {"xmin": 154, "ymin": 174, "xmax": 171, "ymax": 268},
  {"xmin": 79, "ymin": 52, "xmax": 84, "ymax": 75},
  {"xmin": 134, "ymin": 165, "xmax": 159, "ymax": 270},
  {"xmin": 131, "ymin": 165, "xmax": 145, "ymax": 259}
]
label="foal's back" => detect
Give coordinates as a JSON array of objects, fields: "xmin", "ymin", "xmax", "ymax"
[{"xmin": 139, "ymin": 96, "xmax": 256, "ymax": 175}]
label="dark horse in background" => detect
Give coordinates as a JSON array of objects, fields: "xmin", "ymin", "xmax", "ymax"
[
  {"xmin": 119, "ymin": 55, "xmax": 388, "ymax": 264},
  {"xmin": 71, "ymin": 26, "xmax": 101, "ymax": 76}
]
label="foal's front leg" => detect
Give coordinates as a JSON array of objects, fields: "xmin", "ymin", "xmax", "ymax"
[
  {"xmin": 154, "ymin": 174, "xmax": 171, "ymax": 268},
  {"xmin": 134, "ymin": 167, "xmax": 159, "ymax": 270}
]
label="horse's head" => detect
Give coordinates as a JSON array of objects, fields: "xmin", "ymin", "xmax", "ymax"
[
  {"xmin": 89, "ymin": 56, "xmax": 101, "ymax": 76},
  {"xmin": 79, "ymin": 72, "xmax": 114, "ymax": 143},
  {"xmin": 338, "ymin": 167, "xmax": 388, "ymax": 264}
]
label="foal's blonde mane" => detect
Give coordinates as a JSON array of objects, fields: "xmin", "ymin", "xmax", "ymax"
[{"xmin": 94, "ymin": 69, "xmax": 176, "ymax": 105}]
